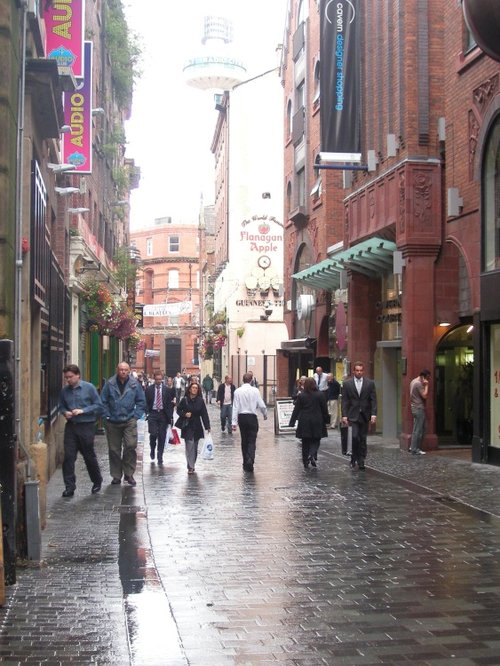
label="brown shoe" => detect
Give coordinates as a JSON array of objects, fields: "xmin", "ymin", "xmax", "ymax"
[
  {"xmin": 111, "ymin": 477, "xmax": 121, "ymax": 485},
  {"xmin": 124, "ymin": 475, "xmax": 137, "ymax": 486}
]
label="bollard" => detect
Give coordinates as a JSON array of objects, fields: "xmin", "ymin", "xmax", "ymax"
[
  {"xmin": 0, "ymin": 340, "xmax": 16, "ymax": 585},
  {"xmin": 24, "ymin": 480, "xmax": 41, "ymax": 561},
  {"xmin": 0, "ymin": 485, "xmax": 4, "ymax": 605}
]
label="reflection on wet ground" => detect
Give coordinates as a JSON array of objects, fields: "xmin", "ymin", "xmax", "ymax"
[{"xmin": 118, "ymin": 480, "xmax": 187, "ymax": 665}]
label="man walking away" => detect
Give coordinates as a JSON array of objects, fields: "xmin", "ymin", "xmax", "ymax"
[
  {"xmin": 232, "ymin": 373, "xmax": 267, "ymax": 472},
  {"xmin": 341, "ymin": 362, "xmax": 377, "ymax": 471},
  {"xmin": 216, "ymin": 375, "xmax": 236, "ymax": 434},
  {"xmin": 145, "ymin": 371, "xmax": 175, "ymax": 464},
  {"xmin": 101, "ymin": 362, "xmax": 146, "ymax": 486},
  {"xmin": 409, "ymin": 369, "xmax": 431, "ymax": 455},
  {"xmin": 202, "ymin": 373, "xmax": 214, "ymax": 404},
  {"xmin": 59, "ymin": 364, "xmax": 104, "ymax": 497}
]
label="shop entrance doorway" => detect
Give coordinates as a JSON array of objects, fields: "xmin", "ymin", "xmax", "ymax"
[{"xmin": 435, "ymin": 325, "xmax": 474, "ymax": 445}]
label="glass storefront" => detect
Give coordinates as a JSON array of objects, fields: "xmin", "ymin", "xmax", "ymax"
[
  {"xmin": 435, "ymin": 325, "xmax": 474, "ymax": 445},
  {"xmin": 490, "ymin": 323, "xmax": 500, "ymax": 448}
]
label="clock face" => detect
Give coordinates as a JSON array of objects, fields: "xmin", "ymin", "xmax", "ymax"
[{"xmin": 257, "ymin": 255, "xmax": 271, "ymax": 270}]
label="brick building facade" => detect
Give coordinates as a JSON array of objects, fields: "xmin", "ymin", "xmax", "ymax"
[
  {"xmin": 280, "ymin": 0, "xmax": 500, "ymax": 462},
  {"xmin": 131, "ymin": 220, "xmax": 201, "ymax": 379}
]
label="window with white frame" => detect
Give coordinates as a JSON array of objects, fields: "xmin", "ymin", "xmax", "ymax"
[
  {"xmin": 168, "ymin": 269, "xmax": 179, "ymax": 288},
  {"xmin": 146, "ymin": 238, "xmax": 153, "ymax": 256},
  {"xmin": 169, "ymin": 235, "xmax": 180, "ymax": 253}
]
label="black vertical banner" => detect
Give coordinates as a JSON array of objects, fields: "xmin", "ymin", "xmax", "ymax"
[{"xmin": 320, "ymin": 0, "xmax": 361, "ymax": 157}]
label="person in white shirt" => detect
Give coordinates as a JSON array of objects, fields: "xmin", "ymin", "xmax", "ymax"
[
  {"xmin": 231, "ymin": 373, "xmax": 267, "ymax": 472},
  {"xmin": 313, "ymin": 366, "xmax": 329, "ymax": 395}
]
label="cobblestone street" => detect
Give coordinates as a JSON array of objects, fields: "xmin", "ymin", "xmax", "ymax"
[{"xmin": 2, "ymin": 405, "xmax": 500, "ymax": 665}]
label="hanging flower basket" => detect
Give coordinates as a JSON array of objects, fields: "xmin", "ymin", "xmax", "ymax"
[{"xmin": 81, "ymin": 278, "xmax": 138, "ymax": 341}]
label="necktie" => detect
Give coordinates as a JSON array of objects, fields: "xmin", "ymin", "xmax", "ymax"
[{"xmin": 155, "ymin": 386, "xmax": 162, "ymax": 410}]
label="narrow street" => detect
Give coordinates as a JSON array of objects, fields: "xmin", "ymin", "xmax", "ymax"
[{"xmin": 2, "ymin": 406, "xmax": 500, "ymax": 665}]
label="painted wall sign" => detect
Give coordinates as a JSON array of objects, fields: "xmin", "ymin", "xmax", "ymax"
[
  {"xmin": 62, "ymin": 41, "xmax": 92, "ymax": 174},
  {"xmin": 45, "ymin": 0, "xmax": 86, "ymax": 78}
]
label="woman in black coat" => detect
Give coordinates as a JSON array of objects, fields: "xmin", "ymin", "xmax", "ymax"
[
  {"xmin": 288, "ymin": 377, "xmax": 329, "ymax": 468},
  {"xmin": 176, "ymin": 382, "xmax": 210, "ymax": 474}
]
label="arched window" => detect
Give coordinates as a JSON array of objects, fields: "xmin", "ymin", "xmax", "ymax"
[
  {"xmin": 144, "ymin": 269, "xmax": 154, "ymax": 297},
  {"xmin": 483, "ymin": 118, "xmax": 500, "ymax": 272},
  {"xmin": 313, "ymin": 59, "xmax": 320, "ymax": 105},
  {"xmin": 287, "ymin": 181, "xmax": 293, "ymax": 214},
  {"xmin": 168, "ymin": 269, "xmax": 179, "ymax": 288},
  {"xmin": 297, "ymin": 0, "xmax": 308, "ymax": 27},
  {"xmin": 286, "ymin": 99, "xmax": 293, "ymax": 138}
]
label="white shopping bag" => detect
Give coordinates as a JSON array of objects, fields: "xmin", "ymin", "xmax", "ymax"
[{"xmin": 201, "ymin": 432, "xmax": 214, "ymax": 460}]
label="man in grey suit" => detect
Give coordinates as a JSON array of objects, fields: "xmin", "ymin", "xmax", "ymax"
[{"xmin": 341, "ymin": 361, "xmax": 377, "ymax": 470}]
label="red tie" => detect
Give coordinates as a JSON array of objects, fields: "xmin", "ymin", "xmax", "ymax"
[{"xmin": 155, "ymin": 386, "xmax": 162, "ymax": 410}]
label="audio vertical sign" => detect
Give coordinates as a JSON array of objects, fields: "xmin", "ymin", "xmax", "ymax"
[
  {"xmin": 62, "ymin": 41, "xmax": 93, "ymax": 174},
  {"xmin": 320, "ymin": 0, "xmax": 361, "ymax": 158}
]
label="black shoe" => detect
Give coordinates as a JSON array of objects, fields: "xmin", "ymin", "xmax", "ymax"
[
  {"xmin": 358, "ymin": 465, "xmax": 366, "ymax": 470},
  {"xmin": 221, "ymin": 428, "xmax": 225, "ymax": 433},
  {"xmin": 150, "ymin": 450, "xmax": 155, "ymax": 460},
  {"xmin": 243, "ymin": 463, "xmax": 254, "ymax": 472},
  {"xmin": 111, "ymin": 477, "xmax": 121, "ymax": 485},
  {"xmin": 310, "ymin": 457, "xmax": 317, "ymax": 467},
  {"xmin": 91, "ymin": 483, "xmax": 101, "ymax": 494},
  {"xmin": 157, "ymin": 458, "xmax": 163, "ymax": 465},
  {"xmin": 303, "ymin": 459, "xmax": 310, "ymax": 468},
  {"xmin": 350, "ymin": 461, "xmax": 356, "ymax": 469},
  {"xmin": 62, "ymin": 489, "xmax": 74, "ymax": 497},
  {"xmin": 124, "ymin": 475, "xmax": 137, "ymax": 486}
]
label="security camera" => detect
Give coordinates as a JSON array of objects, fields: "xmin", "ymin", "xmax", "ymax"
[{"xmin": 48, "ymin": 163, "xmax": 76, "ymax": 173}]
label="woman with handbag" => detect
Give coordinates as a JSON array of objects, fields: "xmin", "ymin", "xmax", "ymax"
[
  {"xmin": 176, "ymin": 381, "xmax": 211, "ymax": 474},
  {"xmin": 288, "ymin": 377, "xmax": 329, "ymax": 468}
]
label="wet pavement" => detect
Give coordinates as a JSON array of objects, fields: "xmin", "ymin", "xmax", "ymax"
[{"xmin": 2, "ymin": 404, "xmax": 500, "ymax": 665}]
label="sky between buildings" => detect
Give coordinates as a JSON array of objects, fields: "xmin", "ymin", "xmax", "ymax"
[{"xmin": 124, "ymin": 0, "xmax": 288, "ymax": 229}]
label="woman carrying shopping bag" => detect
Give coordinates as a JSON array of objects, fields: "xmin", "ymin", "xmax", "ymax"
[{"xmin": 176, "ymin": 381, "xmax": 211, "ymax": 474}]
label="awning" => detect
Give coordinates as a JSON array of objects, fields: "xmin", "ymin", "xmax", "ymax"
[
  {"xmin": 292, "ymin": 237, "xmax": 397, "ymax": 291},
  {"xmin": 281, "ymin": 337, "xmax": 316, "ymax": 351}
]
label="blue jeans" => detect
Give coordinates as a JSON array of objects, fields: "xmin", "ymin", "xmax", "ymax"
[
  {"xmin": 410, "ymin": 407, "xmax": 426, "ymax": 452},
  {"xmin": 220, "ymin": 404, "xmax": 232, "ymax": 431}
]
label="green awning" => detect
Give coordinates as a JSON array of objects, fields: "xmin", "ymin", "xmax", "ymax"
[{"xmin": 292, "ymin": 237, "xmax": 397, "ymax": 291}]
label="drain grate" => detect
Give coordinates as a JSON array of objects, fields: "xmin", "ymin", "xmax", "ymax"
[{"xmin": 113, "ymin": 505, "xmax": 147, "ymax": 514}]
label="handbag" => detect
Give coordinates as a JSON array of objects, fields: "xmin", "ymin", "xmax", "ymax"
[
  {"xmin": 175, "ymin": 415, "xmax": 189, "ymax": 430},
  {"xmin": 201, "ymin": 432, "xmax": 214, "ymax": 460}
]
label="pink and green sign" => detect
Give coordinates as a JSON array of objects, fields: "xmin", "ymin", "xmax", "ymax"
[
  {"xmin": 45, "ymin": 0, "xmax": 86, "ymax": 78},
  {"xmin": 62, "ymin": 41, "xmax": 93, "ymax": 174}
]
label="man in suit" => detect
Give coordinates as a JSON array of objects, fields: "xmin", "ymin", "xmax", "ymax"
[
  {"xmin": 341, "ymin": 361, "xmax": 377, "ymax": 470},
  {"xmin": 145, "ymin": 370, "xmax": 176, "ymax": 464}
]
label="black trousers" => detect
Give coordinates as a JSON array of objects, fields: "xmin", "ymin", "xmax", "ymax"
[
  {"xmin": 237, "ymin": 413, "xmax": 259, "ymax": 468},
  {"xmin": 63, "ymin": 421, "xmax": 102, "ymax": 491},
  {"xmin": 301, "ymin": 438, "xmax": 320, "ymax": 465},
  {"xmin": 350, "ymin": 420, "xmax": 368, "ymax": 465},
  {"xmin": 148, "ymin": 412, "xmax": 168, "ymax": 458}
]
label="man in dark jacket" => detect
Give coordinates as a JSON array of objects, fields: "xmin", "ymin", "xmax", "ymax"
[
  {"xmin": 59, "ymin": 364, "xmax": 104, "ymax": 497},
  {"xmin": 216, "ymin": 375, "xmax": 236, "ymax": 434},
  {"xmin": 341, "ymin": 361, "xmax": 377, "ymax": 470},
  {"xmin": 101, "ymin": 362, "xmax": 146, "ymax": 486},
  {"xmin": 145, "ymin": 370, "xmax": 176, "ymax": 464}
]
